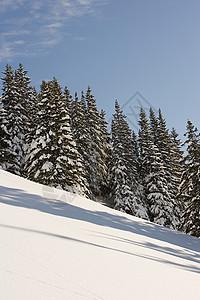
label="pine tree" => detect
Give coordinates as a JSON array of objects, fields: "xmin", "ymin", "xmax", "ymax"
[
  {"xmin": 170, "ymin": 127, "xmax": 185, "ymax": 197},
  {"xmin": 149, "ymin": 107, "xmax": 159, "ymax": 145},
  {"xmin": 156, "ymin": 109, "xmax": 181, "ymax": 227},
  {"xmin": 132, "ymin": 131, "xmax": 139, "ymax": 160},
  {"xmin": 64, "ymin": 86, "xmax": 73, "ymax": 115},
  {"xmin": 138, "ymin": 108, "xmax": 177, "ymax": 227},
  {"xmin": 14, "ymin": 64, "xmax": 32, "ymax": 171},
  {"xmin": 85, "ymin": 86, "xmax": 107, "ymax": 197},
  {"xmin": 99, "ymin": 109, "xmax": 112, "ymax": 197},
  {"xmin": 178, "ymin": 120, "xmax": 200, "ymax": 237},
  {"xmin": 109, "ymin": 101, "xmax": 148, "ymax": 218},
  {"xmin": 1, "ymin": 64, "xmax": 28, "ymax": 174},
  {"xmin": 70, "ymin": 91, "xmax": 90, "ymax": 194},
  {"xmin": 156, "ymin": 109, "xmax": 174, "ymax": 194},
  {"xmin": 0, "ymin": 105, "xmax": 16, "ymax": 171},
  {"xmin": 24, "ymin": 78, "xmax": 85, "ymax": 193},
  {"xmin": 23, "ymin": 87, "xmax": 40, "ymax": 177}
]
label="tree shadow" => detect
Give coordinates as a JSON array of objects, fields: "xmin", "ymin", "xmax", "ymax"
[
  {"xmin": 1, "ymin": 223, "xmax": 199, "ymax": 275},
  {"xmin": 1, "ymin": 185, "xmax": 200, "ymax": 274}
]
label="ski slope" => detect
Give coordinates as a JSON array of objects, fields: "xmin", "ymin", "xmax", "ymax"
[{"xmin": 0, "ymin": 170, "xmax": 200, "ymax": 300}]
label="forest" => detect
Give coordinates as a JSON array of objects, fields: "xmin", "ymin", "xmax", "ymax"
[{"xmin": 0, "ymin": 64, "xmax": 200, "ymax": 237}]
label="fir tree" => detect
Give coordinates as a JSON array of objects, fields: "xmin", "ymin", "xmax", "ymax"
[
  {"xmin": 85, "ymin": 86, "xmax": 107, "ymax": 197},
  {"xmin": 109, "ymin": 101, "xmax": 148, "ymax": 218},
  {"xmin": 99, "ymin": 109, "xmax": 112, "ymax": 197},
  {"xmin": 149, "ymin": 107, "xmax": 159, "ymax": 145},
  {"xmin": 138, "ymin": 108, "xmax": 177, "ymax": 227},
  {"xmin": 156, "ymin": 109, "xmax": 181, "ymax": 227},
  {"xmin": 64, "ymin": 86, "xmax": 73, "ymax": 114},
  {"xmin": 178, "ymin": 120, "xmax": 200, "ymax": 237},
  {"xmin": 1, "ymin": 64, "xmax": 29, "ymax": 174},
  {"xmin": 0, "ymin": 106, "xmax": 16, "ymax": 171},
  {"xmin": 24, "ymin": 78, "xmax": 85, "ymax": 193},
  {"xmin": 14, "ymin": 63, "xmax": 32, "ymax": 169},
  {"xmin": 156, "ymin": 109, "xmax": 174, "ymax": 194},
  {"xmin": 170, "ymin": 127, "xmax": 185, "ymax": 197},
  {"xmin": 70, "ymin": 91, "xmax": 90, "ymax": 194}
]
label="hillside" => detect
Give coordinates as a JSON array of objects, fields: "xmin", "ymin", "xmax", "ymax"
[{"xmin": 0, "ymin": 170, "xmax": 200, "ymax": 300}]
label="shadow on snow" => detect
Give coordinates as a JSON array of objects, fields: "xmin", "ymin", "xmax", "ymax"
[{"xmin": 0, "ymin": 185, "xmax": 200, "ymax": 274}]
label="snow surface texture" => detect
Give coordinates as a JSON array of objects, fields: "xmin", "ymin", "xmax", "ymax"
[{"xmin": 0, "ymin": 170, "xmax": 200, "ymax": 300}]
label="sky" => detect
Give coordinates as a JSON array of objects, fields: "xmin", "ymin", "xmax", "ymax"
[{"xmin": 0, "ymin": 0, "xmax": 200, "ymax": 138}]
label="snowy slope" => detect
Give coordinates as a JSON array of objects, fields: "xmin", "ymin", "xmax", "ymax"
[{"xmin": 0, "ymin": 170, "xmax": 200, "ymax": 300}]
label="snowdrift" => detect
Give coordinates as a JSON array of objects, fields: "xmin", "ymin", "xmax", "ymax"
[{"xmin": 0, "ymin": 170, "xmax": 200, "ymax": 300}]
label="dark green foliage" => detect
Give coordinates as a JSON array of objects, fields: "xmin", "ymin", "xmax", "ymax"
[
  {"xmin": 85, "ymin": 86, "xmax": 107, "ymax": 197},
  {"xmin": 0, "ymin": 106, "xmax": 16, "ymax": 171},
  {"xmin": 70, "ymin": 91, "xmax": 90, "ymax": 195},
  {"xmin": 24, "ymin": 79, "xmax": 85, "ymax": 193},
  {"xmin": 1, "ymin": 64, "xmax": 31, "ymax": 174},
  {"xmin": 99, "ymin": 109, "xmax": 112, "ymax": 196},
  {"xmin": 109, "ymin": 102, "xmax": 148, "ymax": 218},
  {"xmin": 64, "ymin": 86, "xmax": 73, "ymax": 114},
  {"xmin": 178, "ymin": 120, "xmax": 200, "ymax": 237},
  {"xmin": 139, "ymin": 108, "xmax": 179, "ymax": 228}
]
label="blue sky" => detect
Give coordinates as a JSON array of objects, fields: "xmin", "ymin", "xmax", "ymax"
[{"xmin": 0, "ymin": 0, "xmax": 200, "ymax": 138}]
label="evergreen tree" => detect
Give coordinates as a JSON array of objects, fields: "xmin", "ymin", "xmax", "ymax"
[
  {"xmin": 64, "ymin": 86, "xmax": 73, "ymax": 115},
  {"xmin": 138, "ymin": 108, "xmax": 177, "ymax": 227},
  {"xmin": 23, "ymin": 87, "xmax": 40, "ymax": 177},
  {"xmin": 170, "ymin": 127, "xmax": 185, "ymax": 197},
  {"xmin": 27, "ymin": 87, "xmax": 40, "ymax": 130},
  {"xmin": 80, "ymin": 90, "xmax": 87, "ymax": 114},
  {"xmin": 156, "ymin": 109, "xmax": 181, "ymax": 227},
  {"xmin": 132, "ymin": 131, "xmax": 139, "ymax": 160},
  {"xmin": 70, "ymin": 91, "xmax": 90, "ymax": 195},
  {"xmin": 99, "ymin": 109, "xmax": 112, "ymax": 197},
  {"xmin": 149, "ymin": 107, "xmax": 159, "ymax": 145},
  {"xmin": 85, "ymin": 86, "xmax": 107, "ymax": 197},
  {"xmin": 109, "ymin": 101, "xmax": 148, "ymax": 218},
  {"xmin": 178, "ymin": 120, "xmax": 200, "ymax": 237},
  {"xmin": 24, "ymin": 78, "xmax": 85, "ymax": 193},
  {"xmin": 156, "ymin": 109, "xmax": 174, "ymax": 193},
  {"xmin": 1, "ymin": 64, "xmax": 29, "ymax": 174},
  {"xmin": 0, "ymin": 105, "xmax": 16, "ymax": 171}
]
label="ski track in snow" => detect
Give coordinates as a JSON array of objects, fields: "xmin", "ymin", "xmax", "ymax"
[{"xmin": 1, "ymin": 240, "xmax": 104, "ymax": 300}]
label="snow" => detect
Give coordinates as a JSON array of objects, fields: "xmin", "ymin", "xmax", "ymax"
[
  {"xmin": 42, "ymin": 161, "xmax": 53, "ymax": 171},
  {"xmin": 0, "ymin": 169, "xmax": 200, "ymax": 300}
]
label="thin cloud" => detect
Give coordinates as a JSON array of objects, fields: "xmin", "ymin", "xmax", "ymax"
[
  {"xmin": 2, "ymin": 30, "xmax": 30, "ymax": 37},
  {"xmin": 0, "ymin": 0, "xmax": 107, "ymax": 62},
  {"xmin": 73, "ymin": 36, "xmax": 86, "ymax": 41},
  {"xmin": 0, "ymin": 0, "xmax": 25, "ymax": 13},
  {"xmin": 0, "ymin": 40, "xmax": 26, "ymax": 62},
  {"xmin": 78, "ymin": 0, "xmax": 93, "ymax": 5}
]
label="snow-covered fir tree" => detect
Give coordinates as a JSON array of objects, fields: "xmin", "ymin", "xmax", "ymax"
[
  {"xmin": 149, "ymin": 107, "xmax": 159, "ymax": 145},
  {"xmin": 85, "ymin": 86, "xmax": 107, "ymax": 197},
  {"xmin": 178, "ymin": 120, "xmax": 200, "ymax": 237},
  {"xmin": 26, "ymin": 87, "xmax": 40, "ymax": 132},
  {"xmin": 99, "ymin": 109, "xmax": 112, "ymax": 197},
  {"xmin": 24, "ymin": 78, "xmax": 85, "ymax": 194},
  {"xmin": 64, "ymin": 86, "xmax": 73, "ymax": 116},
  {"xmin": 138, "ymin": 108, "xmax": 178, "ymax": 228},
  {"xmin": 0, "ymin": 105, "xmax": 16, "ymax": 171},
  {"xmin": 1, "ymin": 64, "xmax": 30, "ymax": 175},
  {"xmin": 70, "ymin": 91, "xmax": 90, "ymax": 195},
  {"xmin": 156, "ymin": 109, "xmax": 175, "ymax": 197},
  {"xmin": 109, "ymin": 101, "xmax": 148, "ymax": 219},
  {"xmin": 156, "ymin": 109, "xmax": 181, "ymax": 227},
  {"xmin": 170, "ymin": 127, "xmax": 185, "ymax": 198}
]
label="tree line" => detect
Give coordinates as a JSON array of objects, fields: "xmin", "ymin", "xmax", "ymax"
[{"xmin": 0, "ymin": 64, "xmax": 199, "ymax": 237}]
